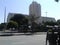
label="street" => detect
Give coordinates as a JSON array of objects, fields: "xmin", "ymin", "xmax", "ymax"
[{"xmin": 0, "ymin": 34, "xmax": 48, "ymax": 45}]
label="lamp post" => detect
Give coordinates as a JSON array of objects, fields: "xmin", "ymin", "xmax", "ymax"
[
  {"xmin": 4, "ymin": 7, "xmax": 6, "ymax": 23},
  {"xmin": 3, "ymin": 0, "xmax": 6, "ymax": 23},
  {"xmin": 45, "ymin": 12, "xmax": 48, "ymax": 22},
  {"xmin": 3, "ymin": 0, "xmax": 7, "ymax": 31}
]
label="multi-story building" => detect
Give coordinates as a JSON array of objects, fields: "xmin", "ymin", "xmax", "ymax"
[
  {"xmin": 7, "ymin": 13, "xmax": 15, "ymax": 22},
  {"xmin": 29, "ymin": 1, "xmax": 42, "ymax": 24},
  {"xmin": 29, "ymin": 1, "xmax": 56, "ymax": 24},
  {"xmin": 7, "ymin": 1, "xmax": 56, "ymax": 24},
  {"xmin": 42, "ymin": 17, "xmax": 56, "ymax": 23},
  {"xmin": 7, "ymin": 13, "xmax": 29, "ymax": 22}
]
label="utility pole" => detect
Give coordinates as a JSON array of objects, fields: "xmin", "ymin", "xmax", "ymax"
[
  {"xmin": 45, "ymin": 12, "xmax": 48, "ymax": 22},
  {"xmin": 45, "ymin": 12, "xmax": 48, "ymax": 18},
  {"xmin": 4, "ymin": 7, "xmax": 6, "ymax": 23},
  {"xmin": 4, "ymin": 7, "xmax": 6, "ymax": 32}
]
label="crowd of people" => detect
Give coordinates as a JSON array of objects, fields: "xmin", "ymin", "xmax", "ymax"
[{"xmin": 46, "ymin": 28, "xmax": 60, "ymax": 45}]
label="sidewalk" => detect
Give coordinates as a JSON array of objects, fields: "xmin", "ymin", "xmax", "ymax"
[
  {"xmin": 0, "ymin": 32, "xmax": 47, "ymax": 36},
  {"xmin": 12, "ymin": 33, "xmax": 33, "ymax": 36}
]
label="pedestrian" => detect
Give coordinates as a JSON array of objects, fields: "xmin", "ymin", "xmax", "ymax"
[
  {"xmin": 58, "ymin": 31, "xmax": 60, "ymax": 45},
  {"xmin": 46, "ymin": 29, "xmax": 58, "ymax": 45}
]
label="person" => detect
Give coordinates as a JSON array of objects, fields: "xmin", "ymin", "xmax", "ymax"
[
  {"xmin": 58, "ymin": 31, "xmax": 60, "ymax": 45},
  {"xmin": 46, "ymin": 29, "xmax": 58, "ymax": 45}
]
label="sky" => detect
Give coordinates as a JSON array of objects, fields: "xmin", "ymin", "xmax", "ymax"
[{"xmin": 0, "ymin": 0, "xmax": 60, "ymax": 23}]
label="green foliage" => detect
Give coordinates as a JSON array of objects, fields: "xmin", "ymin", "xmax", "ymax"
[
  {"xmin": 0, "ymin": 23, "xmax": 6, "ymax": 30},
  {"xmin": 57, "ymin": 19, "xmax": 60, "ymax": 24},
  {"xmin": 30, "ymin": 15, "xmax": 39, "ymax": 23},
  {"xmin": 10, "ymin": 14, "xmax": 25, "ymax": 25},
  {"xmin": 29, "ymin": 14, "xmax": 41, "ymax": 32},
  {"xmin": 7, "ymin": 21, "xmax": 18, "ymax": 29},
  {"xmin": 10, "ymin": 14, "xmax": 29, "ymax": 32},
  {"xmin": 44, "ymin": 21, "xmax": 57, "ymax": 26},
  {"xmin": 10, "ymin": 14, "xmax": 28, "ymax": 27}
]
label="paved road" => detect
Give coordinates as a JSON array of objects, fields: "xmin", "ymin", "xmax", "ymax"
[{"xmin": 0, "ymin": 34, "xmax": 48, "ymax": 45}]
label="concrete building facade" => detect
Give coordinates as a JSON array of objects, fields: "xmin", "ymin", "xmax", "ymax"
[
  {"xmin": 7, "ymin": 1, "xmax": 56, "ymax": 24},
  {"xmin": 42, "ymin": 17, "xmax": 56, "ymax": 23},
  {"xmin": 7, "ymin": 13, "xmax": 29, "ymax": 22},
  {"xmin": 7, "ymin": 13, "xmax": 15, "ymax": 22},
  {"xmin": 29, "ymin": 1, "xmax": 42, "ymax": 24},
  {"xmin": 29, "ymin": 1, "xmax": 56, "ymax": 24}
]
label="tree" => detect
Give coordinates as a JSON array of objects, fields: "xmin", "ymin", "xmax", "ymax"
[
  {"xmin": 57, "ymin": 19, "xmax": 60, "ymax": 25},
  {"xmin": 30, "ymin": 14, "xmax": 40, "ymax": 32},
  {"xmin": 7, "ymin": 21, "xmax": 18, "ymax": 29},
  {"xmin": 44, "ymin": 21, "xmax": 57, "ymax": 26},
  {"xmin": 10, "ymin": 14, "xmax": 28, "ymax": 27},
  {"xmin": 30, "ymin": 15, "xmax": 40, "ymax": 24},
  {"xmin": 10, "ymin": 14, "xmax": 29, "ymax": 32},
  {"xmin": 0, "ymin": 23, "xmax": 6, "ymax": 31},
  {"xmin": 10, "ymin": 14, "xmax": 25, "ymax": 25},
  {"xmin": 0, "ymin": 23, "xmax": 5, "ymax": 30}
]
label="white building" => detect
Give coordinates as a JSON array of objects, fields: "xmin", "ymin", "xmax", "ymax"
[
  {"xmin": 29, "ymin": 1, "xmax": 56, "ymax": 24},
  {"xmin": 29, "ymin": 1, "xmax": 42, "ymax": 24},
  {"xmin": 7, "ymin": 1, "xmax": 56, "ymax": 24},
  {"xmin": 41, "ymin": 17, "xmax": 56, "ymax": 22}
]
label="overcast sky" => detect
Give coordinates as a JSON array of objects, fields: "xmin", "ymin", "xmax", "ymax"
[{"xmin": 0, "ymin": 0, "xmax": 60, "ymax": 23}]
